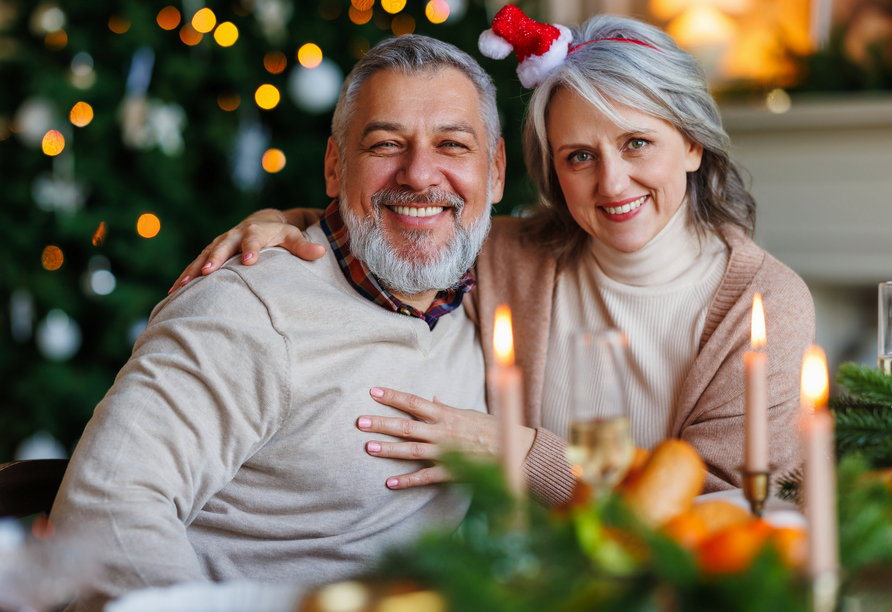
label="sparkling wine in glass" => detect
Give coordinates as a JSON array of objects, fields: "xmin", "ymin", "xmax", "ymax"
[
  {"xmin": 880, "ymin": 282, "xmax": 892, "ymax": 375},
  {"xmin": 566, "ymin": 329, "xmax": 634, "ymax": 495}
]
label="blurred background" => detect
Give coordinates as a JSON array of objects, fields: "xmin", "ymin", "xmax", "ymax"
[{"xmin": 1, "ymin": 0, "xmax": 890, "ymax": 462}]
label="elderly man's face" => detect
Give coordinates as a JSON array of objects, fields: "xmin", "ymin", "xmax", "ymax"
[{"xmin": 324, "ymin": 68, "xmax": 505, "ymax": 286}]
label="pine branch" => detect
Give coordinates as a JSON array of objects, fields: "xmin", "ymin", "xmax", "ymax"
[
  {"xmin": 829, "ymin": 396, "xmax": 887, "ymax": 412},
  {"xmin": 833, "ymin": 406, "xmax": 892, "ymax": 468},
  {"xmin": 775, "ymin": 467, "xmax": 802, "ymax": 505},
  {"xmin": 836, "ymin": 363, "xmax": 892, "ymax": 405}
]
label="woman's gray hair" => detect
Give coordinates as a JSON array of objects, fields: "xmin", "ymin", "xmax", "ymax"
[
  {"xmin": 331, "ymin": 35, "xmax": 501, "ymax": 159},
  {"xmin": 523, "ymin": 14, "xmax": 756, "ymax": 267}
]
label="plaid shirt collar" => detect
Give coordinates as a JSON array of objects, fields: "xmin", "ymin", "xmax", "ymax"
[{"xmin": 319, "ymin": 201, "xmax": 475, "ymax": 331}]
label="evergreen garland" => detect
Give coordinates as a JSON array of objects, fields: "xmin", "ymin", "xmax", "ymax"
[{"xmin": 832, "ymin": 363, "xmax": 892, "ymax": 468}]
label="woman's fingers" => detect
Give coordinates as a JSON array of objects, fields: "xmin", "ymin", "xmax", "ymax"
[
  {"xmin": 169, "ymin": 251, "xmax": 211, "ymax": 294},
  {"xmin": 366, "ymin": 440, "xmax": 438, "ymax": 461},
  {"xmin": 369, "ymin": 387, "xmax": 440, "ymax": 422},
  {"xmin": 357, "ymin": 415, "xmax": 430, "ymax": 441},
  {"xmin": 383, "ymin": 465, "xmax": 451, "ymax": 490}
]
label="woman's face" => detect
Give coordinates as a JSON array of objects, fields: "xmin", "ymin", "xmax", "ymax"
[{"xmin": 547, "ymin": 87, "xmax": 703, "ymax": 254}]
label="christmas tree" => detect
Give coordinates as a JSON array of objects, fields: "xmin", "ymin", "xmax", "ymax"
[{"xmin": 0, "ymin": 0, "xmax": 534, "ymax": 461}]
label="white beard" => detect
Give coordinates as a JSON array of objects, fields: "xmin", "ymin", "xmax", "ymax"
[{"xmin": 340, "ymin": 185, "xmax": 492, "ymax": 297}]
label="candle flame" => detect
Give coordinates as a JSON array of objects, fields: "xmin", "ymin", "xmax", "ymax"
[
  {"xmin": 751, "ymin": 293, "xmax": 766, "ymax": 349},
  {"xmin": 493, "ymin": 305, "xmax": 515, "ymax": 366},
  {"xmin": 801, "ymin": 345, "xmax": 829, "ymax": 409}
]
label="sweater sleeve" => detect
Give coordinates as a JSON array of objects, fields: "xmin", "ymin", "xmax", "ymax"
[
  {"xmin": 50, "ymin": 269, "xmax": 291, "ymax": 605},
  {"xmin": 522, "ymin": 427, "xmax": 576, "ymax": 506}
]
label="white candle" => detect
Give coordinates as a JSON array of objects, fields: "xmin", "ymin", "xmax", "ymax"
[
  {"xmin": 801, "ymin": 346, "xmax": 838, "ymax": 580},
  {"xmin": 745, "ymin": 293, "xmax": 768, "ymax": 473},
  {"xmin": 492, "ymin": 305, "xmax": 524, "ymax": 498}
]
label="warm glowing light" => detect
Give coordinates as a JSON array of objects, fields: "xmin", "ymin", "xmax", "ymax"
[
  {"xmin": 352, "ymin": 0, "xmax": 374, "ymax": 10},
  {"xmin": 349, "ymin": 7, "xmax": 373, "ymax": 24},
  {"xmin": 180, "ymin": 24, "xmax": 203, "ymax": 45},
  {"xmin": 192, "ymin": 8, "xmax": 217, "ymax": 33},
  {"xmin": 382, "ymin": 0, "xmax": 406, "ymax": 13},
  {"xmin": 42, "ymin": 130, "xmax": 65, "ymax": 156},
  {"xmin": 218, "ymin": 92, "xmax": 241, "ymax": 111},
  {"xmin": 348, "ymin": 36, "xmax": 370, "ymax": 59},
  {"xmin": 92, "ymin": 222, "xmax": 107, "ymax": 246},
  {"xmin": 766, "ymin": 88, "xmax": 792, "ymax": 114},
  {"xmin": 262, "ymin": 149, "xmax": 287, "ymax": 173},
  {"xmin": 801, "ymin": 346, "xmax": 829, "ymax": 409},
  {"xmin": 44, "ymin": 30, "xmax": 68, "ymax": 50},
  {"xmin": 667, "ymin": 4, "xmax": 737, "ymax": 47},
  {"xmin": 157, "ymin": 6, "xmax": 181, "ymax": 30},
  {"xmin": 751, "ymin": 293, "xmax": 766, "ymax": 349},
  {"xmin": 137, "ymin": 213, "xmax": 161, "ymax": 238},
  {"xmin": 70, "ymin": 102, "xmax": 93, "ymax": 127},
  {"xmin": 264, "ymin": 50, "xmax": 288, "ymax": 73},
  {"xmin": 214, "ymin": 22, "xmax": 239, "ymax": 47},
  {"xmin": 391, "ymin": 14, "xmax": 415, "ymax": 35},
  {"xmin": 42, "ymin": 246, "xmax": 64, "ymax": 270},
  {"xmin": 255, "ymin": 84, "xmax": 281, "ymax": 110},
  {"xmin": 493, "ymin": 305, "xmax": 515, "ymax": 367},
  {"xmin": 425, "ymin": 0, "xmax": 449, "ymax": 24},
  {"xmin": 297, "ymin": 44, "xmax": 323, "ymax": 69},
  {"xmin": 108, "ymin": 16, "xmax": 131, "ymax": 34}
]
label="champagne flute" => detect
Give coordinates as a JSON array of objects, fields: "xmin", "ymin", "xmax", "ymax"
[
  {"xmin": 565, "ymin": 329, "xmax": 634, "ymax": 496},
  {"xmin": 879, "ymin": 282, "xmax": 892, "ymax": 375}
]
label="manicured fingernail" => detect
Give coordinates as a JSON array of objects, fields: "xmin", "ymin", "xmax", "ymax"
[
  {"xmin": 367, "ymin": 442, "xmax": 381, "ymax": 453},
  {"xmin": 386, "ymin": 478, "xmax": 399, "ymax": 489},
  {"xmin": 167, "ymin": 286, "xmax": 175, "ymax": 295},
  {"xmin": 202, "ymin": 262, "xmax": 212, "ymax": 270},
  {"xmin": 358, "ymin": 417, "xmax": 372, "ymax": 429},
  {"xmin": 370, "ymin": 388, "xmax": 384, "ymax": 398},
  {"xmin": 243, "ymin": 253, "xmax": 253, "ymax": 262},
  {"xmin": 179, "ymin": 276, "xmax": 190, "ymax": 286}
]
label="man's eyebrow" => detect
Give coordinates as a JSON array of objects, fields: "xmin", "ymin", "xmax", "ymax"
[{"xmin": 360, "ymin": 121, "xmax": 479, "ymax": 141}]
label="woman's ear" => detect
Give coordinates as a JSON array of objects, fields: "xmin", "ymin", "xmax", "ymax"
[{"xmin": 685, "ymin": 138, "xmax": 704, "ymax": 173}]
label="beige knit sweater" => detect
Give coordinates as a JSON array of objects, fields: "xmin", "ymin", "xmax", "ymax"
[
  {"xmin": 467, "ymin": 216, "xmax": 816, "ymax": 505},
  {"xmin": 52, "ymin": 225, "xmax": 486, "ymax": 610}
]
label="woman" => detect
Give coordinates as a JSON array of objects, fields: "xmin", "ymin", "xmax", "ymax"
[{"xmin": 172, "ymin": 10, "xmax": 814, "ymax": 504}]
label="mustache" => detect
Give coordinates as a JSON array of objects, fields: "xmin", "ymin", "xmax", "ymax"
[{"xmin": 370, "ymin": 187, "xmax": 465, "ymax": 213}]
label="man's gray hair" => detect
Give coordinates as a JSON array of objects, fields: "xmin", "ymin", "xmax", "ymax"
[
  {"xmin": 523, "ymin": 14, "xmax": 756, "ymax": 267},
  {"xmin": 331, "ymin": 35, "xmax": 501, "ymax": 158}
]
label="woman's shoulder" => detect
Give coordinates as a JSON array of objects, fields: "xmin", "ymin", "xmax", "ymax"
[{"xmin": 720, "ymin": 225, "xmax": 811, "ymax": 303}]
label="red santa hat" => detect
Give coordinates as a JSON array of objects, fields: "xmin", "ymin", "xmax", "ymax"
[{"xmin": 478, "ymin": 5, "xmax": 573, "ymax": 88}]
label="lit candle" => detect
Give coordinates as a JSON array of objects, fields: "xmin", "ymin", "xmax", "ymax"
[
  {"xmin": 744, "ymin": 293, "xmax": 768, "ymax": 473},
  {"xmin": 492, "ymin": 304, "xmax": 524, "ymax": 498},
  {"xmin": 801, "ymin": 346, "xmax": 838, "ymax": 581}
]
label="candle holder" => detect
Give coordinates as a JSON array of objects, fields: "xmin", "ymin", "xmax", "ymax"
[
  {"xmin": 811, "ymin": 571, "xmax": 839, "ymax": 612},
  {"xmin": 739, "ymin": 467, "xmax": 773, "ymax": 517}
]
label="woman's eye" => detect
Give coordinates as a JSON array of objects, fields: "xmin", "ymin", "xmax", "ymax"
[
  {"xmin": 628, "ymin": 139, "xmax": 647, "ymax": 150},
  {"xmin": 570, "ymin": 151, "xmax": 592, "ymax": 163}
]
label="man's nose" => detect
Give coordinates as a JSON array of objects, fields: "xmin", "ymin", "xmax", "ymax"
[
  {"xmin": 396, "ymin": 146, "xmax": 442, "ymax": 192},
  {"xmin": 596, "ymin": 155, "xmax": 630, "ymax": 198}
]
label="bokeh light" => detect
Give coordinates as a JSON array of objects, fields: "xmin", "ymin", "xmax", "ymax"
[
  {"xmin": 426, "ymin": 0, "xmax": 449, "ymax": 24},
  {"xmin": 92, "ymin": 222, "xmax": 107, "ymax": 246},
  {"xmin": 91, "ymin": 270, "xmax": 117, "ymax": 295},
  {"xmin": 41, "ymin": 245, "xmax": 64, "ymax": 271},
  {"xmin": 192, "ymin": 8, "xmax": 217, "ymax": 33},
  {"xmin": 39, "ymin": 7, "xmax": 66, "ymax": 32},
  {"xmin": 70, "ymin": 102, "xmax": 93, "ymax": 127},
  {"xmin": 44, "ymin": 30, "xmax": 67, "ymax": 50},
  {"xmin": 766, "ymin": 88, "xmax": 792, "ymax": 114},
  {"xmin": 349, "ymin": 7, "xmax": 373, "ymax": 24},
  {"xmin": 214, "ymin": 22, "xmax": 239, "ymax": 47},
  {"xmin": 351, "ymin": 0, "xmax": 374, "ymax": 10},
  {"xmin": 319, "ymin": 0, "xmax": 342, "ymax": 20},
  {"xmin": 218, "ymin": 92, "xmax": 241, "ymax": 111},
  {"xmin": 297, "ymin": 44, "xmax": 322, "ymax": 69},
  {"xmin": 157, "ymin": 6, "xmax": 181, "ymax": 30},
  {"xmin": 348, "ymin": 36, "xmax": 370, "ymax": 59},
  {"xmin": 37, "ymin": 309, "xmax": 81, "ymax": 362},
  {"xmin": 382, "ymin": 0, "xmax": 406, "ymax": 13},
  {"xmin": 108, "ymin": 16, "xmax": 131, "ymax": 33},
  {"xmin": 289, "ymin": 58, "xmax": 344, "ymax": 113},
  {"xmin": 180, "ymin": 24, "xmax": 203, "ymax": 45},
  {"xmin": 392, "ymin": 14, "xmax": 415, "ymax": 35},
  {"xmin": 70, "ymin": 52, "xmax": 93, "ymax": 76},
  {"xmin": 264, "ymin": 50, "xmax": 288, "ymax": 74},
  {"xmin": 137, "ymin": 213, "xmax": 161, "ymax": 238},
  {"xmin": 262, "ymin": 149, "xmax": 287, "ymax": 173},
  {"xmin": 255, "ymin": 84, "xmax": 281, "ymax": 110},
  {"xmin": 41, "ymin": 130, "xmax": 65, "ymax": 156}
]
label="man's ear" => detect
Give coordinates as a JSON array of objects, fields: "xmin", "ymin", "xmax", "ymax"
[
  {"xmin": 324, "ymin": 137, "xmax": 341, "ymax": 198},
  {"xmin": 489, "ymin": 138, "xmax": 507, "ymax": 204}
]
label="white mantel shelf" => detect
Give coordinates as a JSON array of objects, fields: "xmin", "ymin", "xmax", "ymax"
[{"xmin": 720, "ymin": 94, "xmax": 892, "ymax": 286}]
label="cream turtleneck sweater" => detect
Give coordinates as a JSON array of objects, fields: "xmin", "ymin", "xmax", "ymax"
[{"xmin": 540, "ymin": 205, "xmax": 729, "ymax": 449}]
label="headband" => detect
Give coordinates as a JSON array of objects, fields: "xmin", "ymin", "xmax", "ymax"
[{"xmin": 478, "ymin": 5, "xmax": 661, "ymax": 88}]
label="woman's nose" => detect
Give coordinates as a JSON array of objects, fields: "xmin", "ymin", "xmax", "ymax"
[{"xmin": 596, "ymin": 156, "xmax": 630, "ymax": 198}]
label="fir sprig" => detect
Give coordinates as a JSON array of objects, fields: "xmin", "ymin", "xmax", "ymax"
[
  {"xmin": 775, "ymin": 467, "xmax": 802, "ymax": 505},
  {"xmin": 835, "ymin": 363, "xmax": 892, "ymax": 405},
  {"xmin": 832, "ymin": 407, "xmax": 892, "ymax": 467}
]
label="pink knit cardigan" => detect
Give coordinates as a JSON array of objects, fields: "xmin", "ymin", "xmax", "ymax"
[{"xmin": 465, "ymin": 216, "xmax": 816, "ymax": 506}]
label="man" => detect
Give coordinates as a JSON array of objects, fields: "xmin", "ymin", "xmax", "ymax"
[{"xmin": 51, "ymin": 35, "xmax": 506, "ymax": 609}]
